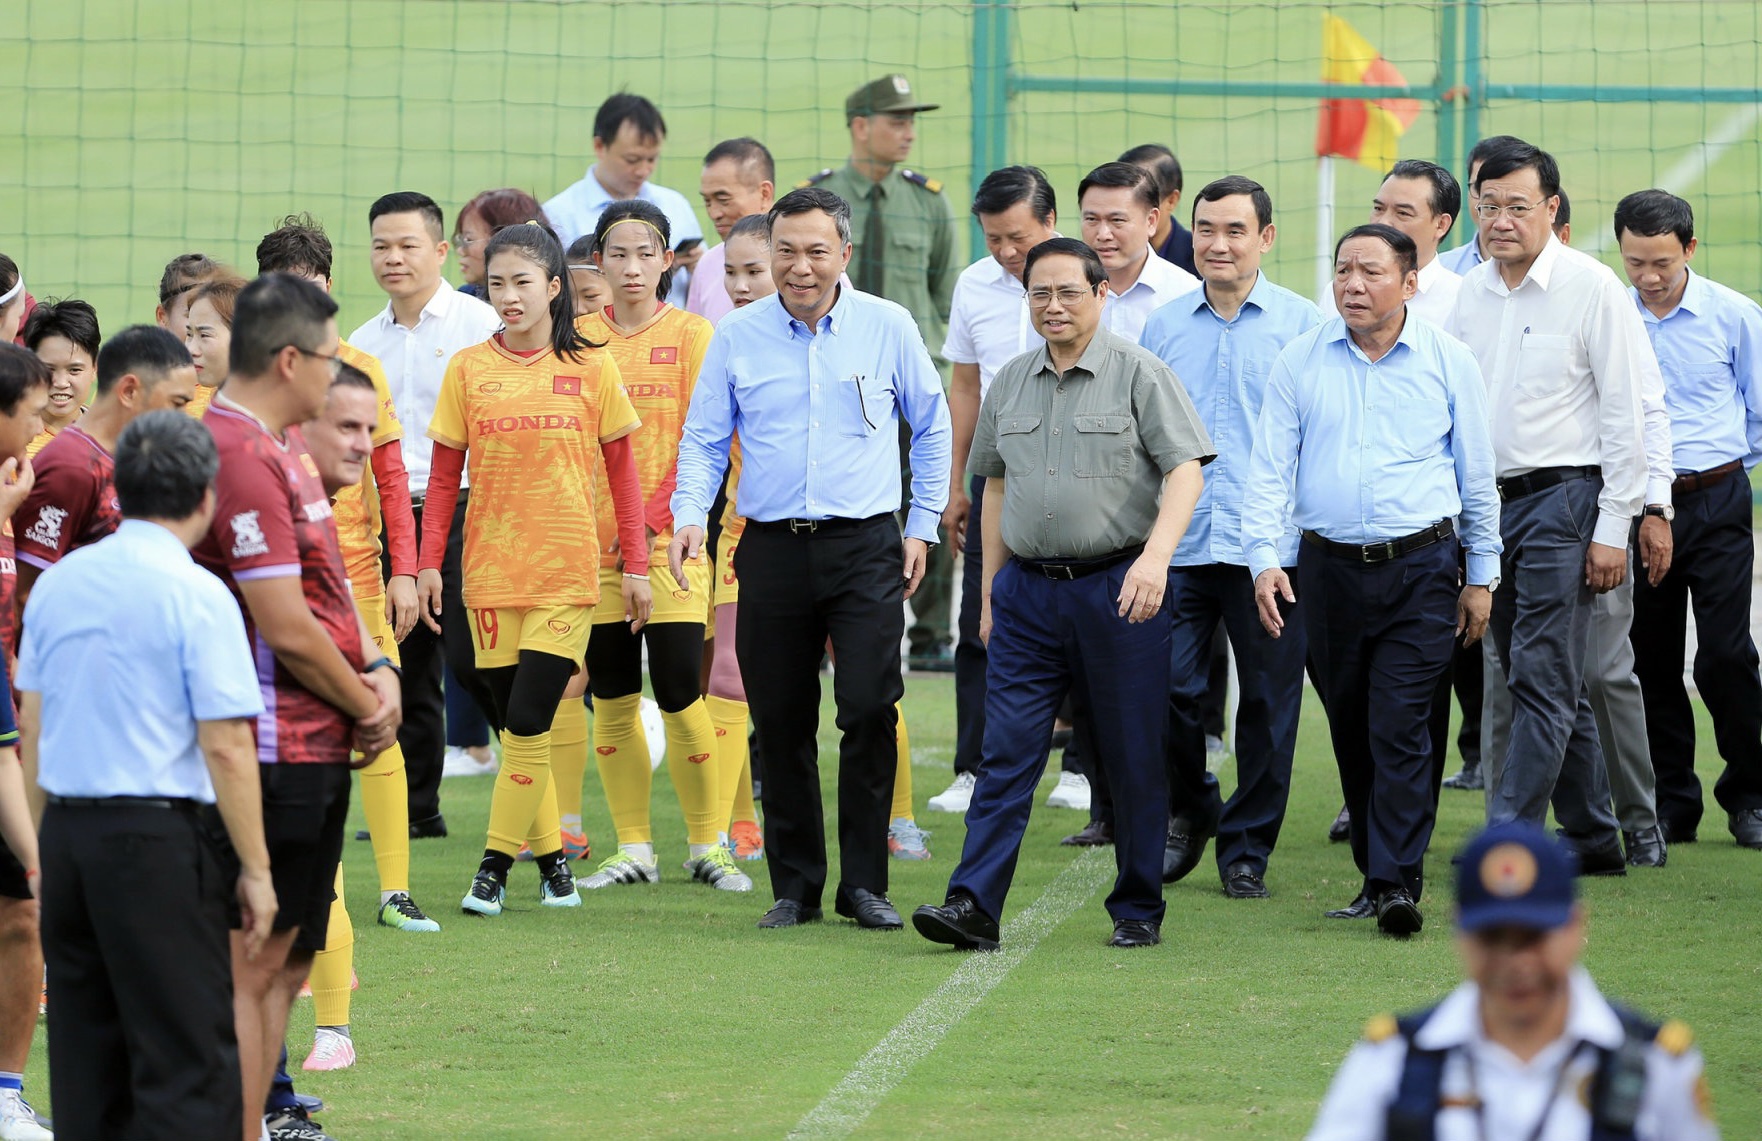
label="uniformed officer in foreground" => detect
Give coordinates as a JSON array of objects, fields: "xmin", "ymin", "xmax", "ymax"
[
  {"xmin": 1307, "ymin": 821, "xmax": 1720, "ymax": 1140},
  {"xmin": 804, "ymin": 74, "xmax": 961, "ymax": 669},
  {"xmin": 912, "ymin": 237, "xmax": 1212, "ymax": 951}
]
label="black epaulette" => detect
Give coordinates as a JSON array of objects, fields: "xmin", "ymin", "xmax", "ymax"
[
  {"xmin": 797, "ymin": 169, "xmax": 834, "ymax": 189},
  {"xmin": 901, "ymin": 169, "xmax": 944, "ymax": 194}
]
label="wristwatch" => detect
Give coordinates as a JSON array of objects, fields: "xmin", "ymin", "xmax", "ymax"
[{"xmin": 1643, "ymin": 504, "xmax": 1675, "ymax": 522}]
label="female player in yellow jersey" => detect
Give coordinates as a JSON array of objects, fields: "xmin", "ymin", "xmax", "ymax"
[
  {"xmin": 571, "ymin": 200, "xmax": 753, "ymax": 894},
  {"xmin": 416, "ymin": 222, "xmax": 653, "ymax": 917},
  {"xmin": 181, "ymin": 275, "xmax": 246, "ymax": 421}
]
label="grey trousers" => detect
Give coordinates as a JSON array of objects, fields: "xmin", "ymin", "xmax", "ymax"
[
  {"xmin": 1482, "ymin": 551, "xmax": 1659, "ymax": 832},
  {"xmin": 1485, "ymin": 477, "xmax": 1621, "ymax": 839}
]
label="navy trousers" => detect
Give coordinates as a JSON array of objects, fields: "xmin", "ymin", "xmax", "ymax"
[
  {"xmin": 1166, "ymin": 563, "xmax": 1306, "ymax": 874},
  {"xmin": 1302, "ymin": 538, "xmax": 1459, "ymax": 901},
  {"xmin": 948, "ymin": 558, "xmax": 1170, "ymax": 925}
]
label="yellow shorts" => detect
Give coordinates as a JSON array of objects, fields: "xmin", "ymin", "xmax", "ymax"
[
  {"xmin": 713, "ymin": 528, "xmax": 742, "ymax": 608},
  {"xmin": 593, "ymin": 561, "xmax": 711, "ymax": 626},
  {"xmin": 468, "ymin": 604, "xmax": 593, "ymax": 668},
  {"xmin": 354, "ymin": 595, "xmax": 403, "ymax": 668}
]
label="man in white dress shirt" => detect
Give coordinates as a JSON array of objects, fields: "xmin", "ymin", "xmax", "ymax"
[
  {"xmin": 1449, "ymin": 140, "xmax": 1649, "ymax": 874},
  {"xmin": 1078, "ymin": 162, "xmax": 1199, "ymax": 342},
  {"xmin": 1323, "ymin": 159, "xmax": 1463, "ymax": 328},
  {"xmin": 349, "ymin": 191, "xmax": 500, "ymax": 841}
]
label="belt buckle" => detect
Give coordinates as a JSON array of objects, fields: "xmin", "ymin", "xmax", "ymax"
[
  {"xmin": 1362, "ymin": 540, "xmax": 1395, "ymax": 564},
  {"xmin": 788, "ymin": 518, "xmax": 819, "ymax": 535}
]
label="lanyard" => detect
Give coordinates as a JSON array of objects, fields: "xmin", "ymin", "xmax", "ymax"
[{"xmin": 1462, "ymin": 1040, "xmax": 1591, "ymax": 1141}]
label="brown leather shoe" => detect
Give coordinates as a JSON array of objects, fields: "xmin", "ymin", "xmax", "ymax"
[{"xmin": 1061, "ymin": 819, "xmax": 1112, "ymax": 846}]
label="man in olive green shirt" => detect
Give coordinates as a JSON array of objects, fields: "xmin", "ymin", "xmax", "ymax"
[
  {"xmin": 805, "ymin": 74, "xmax": 961, "ymax": 668},
  {"xmin": 913, "ymin": 237, "xmax": 1212, "ymax": 952}
]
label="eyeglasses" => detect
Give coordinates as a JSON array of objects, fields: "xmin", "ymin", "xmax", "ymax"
[
  {"xmin": 287, "ymin": 346, "xmax": 343, "ymax": 378},
  {"xmin": 453, "ymin": 235, "xmax": 484, "ymax": 249},
  {"xmin": 1474, "ymin": 200, "xmax": 1546, "ymax": 221},
  {"xmin": 1026, "ymin": 286, "xmax": 1095, "ymax": 308}
]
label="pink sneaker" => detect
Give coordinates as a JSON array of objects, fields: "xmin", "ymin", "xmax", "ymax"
[{"xmin": 303, "ymin": 1027, "xmax": 357, "ymax": 1071}]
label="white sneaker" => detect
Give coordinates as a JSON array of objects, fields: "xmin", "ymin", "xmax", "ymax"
[
  {"xmin": 442, "ymin": 747, "xmax": 499, "ymax": 778},
  {"xmin": 0, "ymin": 1088, "xmax": 53, "ymax": 1141},
  {"xmin": 927, "ymin": 771, "xmax": 977, "ymax": 814},
  {"xmin": 302, "ymin": 1028, "xmax": 357, "ymax": 1072},
  {"xmin": 578, "ymin": 851, "xmax": 661, "ymax": 889},
  {"xmin": 683, "ymin": 846, "xmax": 754, "ymax": 892},
  {"xmin": 1045, "ymin": 771, "xmax": 1091, "ymax": 810}
]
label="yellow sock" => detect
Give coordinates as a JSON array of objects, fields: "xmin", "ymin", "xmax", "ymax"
[
  {"xmin": 358, "ymin": 741, "xmax": 409, "ymax": 894},
  {"xmin": 594, "ymin": 694, "xmax": 653, "ymax": 845},
  {"xmin": 731, "ymin": 746, "xmax": 758, "ymax": 827},
  {"xmin": 485, "ymin": 729, "xmax": 553, "ymax": 856},
  {"xmin": 705, "ymin": 694, "xmax": 749, "ymax": 834},
  {"xmin": 310, "ymin": 867, "xmax": 353, "ymax": 1027},
  {"xmin": 525, "ymin": 767, "xmax": 563, "ymax": 856},
  {"xmin": 890, "ymin": 701, "xmax": 913, "ymax": 821},
  {"xmin": 549, "ymin": 698, "xmax": 589, "ymax": 829},
  {"xmin": 663, "ymin": 700, "xmax": 720, "ymax": 846}
]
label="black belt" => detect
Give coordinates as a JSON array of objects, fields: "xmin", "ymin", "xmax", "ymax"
[
  {"xmin": 747, "ymin": 512, "xmax": 891, "ymax": 536},
  {"xmin": 1672, "ymin": 460, "xmax": 1743, "ymax": 496},
  {"xmin": 1301, "ymin": 520, "xmax": 1454, "ymax": 565},
  {"xmin": 46, "ymin": 794, "xmax": 200, "ymax": 810},
  {"xmin": 1015, "ymin": 545, "xmax": 1144, "ymax": 581},
  {"xmin": 1496, "ymin": 465, "xmax": 1599, "ymax": 502}
]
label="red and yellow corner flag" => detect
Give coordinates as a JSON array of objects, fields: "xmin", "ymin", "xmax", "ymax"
[{"xmin": 1315, "ymin": 13, "xmax": 1421, "ymax": 171}]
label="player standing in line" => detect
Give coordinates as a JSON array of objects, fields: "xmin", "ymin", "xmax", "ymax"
[
  {"xmin": 0, "ymin": 256, "xmax": 31, "ymax": 346},
  {"xmin": 567, "ymin": 236, "xmax": 614, "ymax": 325},
  {"xmin": 154, "ymin": 252, "xmax": 223, "ymax": 342},
  {"xmin": 571, "ymin": 200, "xmax": 750, "ymax": 894},
  {"xmin": 416, "ymin": 222, "xmax": 653, "ymax": 917},
  {"xmin": 20, "ymin": 299, "xmax": 100, "ymax": 457},
  {"xmin": 183, "ymin": 275, "xmax": 249, "ymax": 421}
]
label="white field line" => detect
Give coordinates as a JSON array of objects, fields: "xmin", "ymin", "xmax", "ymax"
[
  {"xmin": 1585, "ymin": 103, "xmax": 1762, "ymax": 255},
  {"xmin": 785, "ymin": 846, "xmax": 1114, "ymax": 1140}
]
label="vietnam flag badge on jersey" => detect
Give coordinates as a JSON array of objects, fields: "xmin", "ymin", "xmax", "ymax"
[
  {"xmin": 554, "ymin": 375, "xmax": 582, "ymax": 396},
  {"xmin": 650, "ymin": 346, "xmax": 678, "ymax": 365}
]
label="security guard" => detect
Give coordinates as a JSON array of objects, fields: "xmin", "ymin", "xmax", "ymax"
[
  {"xmin": 805, "ymin": 74, "xmax": 961, "ymax": 668},
  {"xmin": 1307, "ymin": 822, "xmax": 1721, "ymax": 1140}
]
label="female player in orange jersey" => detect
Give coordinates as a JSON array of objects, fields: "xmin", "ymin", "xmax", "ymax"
[
  {"xmin": 570, "ymin": 200, "xmax": 752, "ymax": 894},
  {"xmin": 415, "ymin": 222, "xmax": 652, "ymax": 917}
]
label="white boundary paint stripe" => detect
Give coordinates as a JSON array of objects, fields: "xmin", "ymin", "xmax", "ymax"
[
  {"xmin": 1584, "ymin": 103, "xmax": 1762, "ymax": 256},
  {"xmin": 786, "ymin": 847, "xmax": 1114, "ymax": 1140}
]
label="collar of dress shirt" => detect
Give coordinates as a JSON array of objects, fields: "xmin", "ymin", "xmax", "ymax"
[
  {"xmin": 1417, "ymin": 256, "xmax": 1456, "ymax": 295},
  {"xmin": 1413, "ymin": 967, "xmax": 1624, "ymax": 1054},
  {"xmin": 1030, "ymin": 325, "xmax": 1116, "ymax": 379},
  {"xmin": 369, "ymin": 277, "xmax": 460, "ymax": 331},
  {"xmin": 1189, "ymin": 270, "xmax": 1273, "ymax": 318},
  {"xmin": 979, "ymin": 231, "xmax": 1062, "ymax": 289},
  {"xmin": 1321, "ymin": 308, "xmax": 1424, "ymax": 356},
  {"xmin": 1480, "ymin": 232, "xmax": 1565, "ymax": 296},
  {"xmin": 1670, "ymin": 267, "xmax": 1708, "ymax": 319},
  {"xmin": 781, "ymin": 281, "xmax": 854, "ymax": 337},
  {"xmin": 1131, "ymin": 247, "xmax": 1185, "ymax": 296}
]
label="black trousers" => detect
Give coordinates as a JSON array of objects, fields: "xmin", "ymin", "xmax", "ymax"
[
  {"xmin": 41, "ymin": 802, "xmax": 240, "ymax": 1141},
  {"xmin": 393, "ymin": 492, "xmax": 498, "ymax": 820},
  {"xmin": 1632, "ymin": 473, "xmax": 1762, "ymax": 831},
  {"xmin": 1302, "ymin": 538, "xmax": 1459, "ymax": 901},
  {"xmin": 735, "ymin": 516, "xmax": 905, "ymax": 908},
  {"xmin": 1429, "ymin": 637, "xmax": 1484, "ymax": 775}
]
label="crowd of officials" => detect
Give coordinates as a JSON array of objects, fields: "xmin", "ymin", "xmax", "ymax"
[{"xmin": 0, "ymin": 75, "xmax": 1746, "ymax": 1140}]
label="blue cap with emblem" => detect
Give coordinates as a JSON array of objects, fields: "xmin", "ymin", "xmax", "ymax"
[{"xmin": 1454, "ymin": 822, "xmax": 1577, "ymax": 934}]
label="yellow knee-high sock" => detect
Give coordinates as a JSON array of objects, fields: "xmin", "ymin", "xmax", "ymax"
[
  {"xmin": 731, "ymin": 747, "xmax": 758, "ymax": 826},
  {"xmin": 594, "ymin": 694, "xmax": 653, "ymax": 845},
  {"xmin": 890, "ymin": 702, "xmax": 914, "ymax": 821},
  {"xmin": 549, "ymin": 698, "xmax": 590, "ymax": 831},
  {"xmin": 704, "ymin": 694, "xmax": 749, "ymax": 834},
  {"xmin": 485, "ymin": 730, "xmax": 554, "ymax": 856},
  {"xmin": 311, "ymin": 867, "xmax": 353, "ymax": 1028},
  {"xmin": 358, "ymin": 742, "xmax": 409, "ymax": 894},
  {"xmin": 664, "ymin": 699, "xmax": 721, "ymax": 846}
]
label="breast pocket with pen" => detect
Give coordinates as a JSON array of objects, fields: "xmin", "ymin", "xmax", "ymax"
[{"xmin": 839, "ymin": 373, "xmax": 894, "ymax": 438}]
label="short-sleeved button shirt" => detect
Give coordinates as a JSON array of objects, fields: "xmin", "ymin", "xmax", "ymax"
[{"xmin": 970, "ymin": 327, "xmax": 1214, "ymax": 560}]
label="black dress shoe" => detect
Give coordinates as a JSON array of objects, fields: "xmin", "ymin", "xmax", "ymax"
[
  {"xmin": 1108, "ymin": 919, "xmax": 1161, "ymax": 948},
  {"xmin": 911, "ymin": 895, "xmax": 999, "ymax": 950},
  {"xmin": 757, "ymin": 899, "xmax": 823, "ymax": 928},
  {"xmin": 835, "ymin": 887, "xmax": 903, "ymax": 930},
  {"xmin": 409, "ymin": 813, "xmax": 448, "ymax": 840},
  {"xmin": 1375, "ymin": 889, "xmax": 1423, "ymax": 937},
  {"xmin": 1558, "ymin": 830, "xmax": 1627, "ymax": 877},
  {"xmin": 1061, "ymin": 819, "xmax": 1113, "ymax": 847},
  {"xmin": 1327, "ymin": 805, "xmax": 1351, "ymax": 844},
  {"xmin": 1441, "ymin": 765, "xmax": 1484, "ymax": 791},
  {"xmin": 1325, "ymin": 893, "xmax": 1376, "ymax": 920},
  {"xmin": 1161, "ymin": 817, "xmax": 1213, "ymax": 884},
  {"xmin": 1623, "ymin": 826, "xmax": 1668, "ymax": 868},
  {"xmin": 1729, "ymin": 809, "xmax": 1762, "ymax": 849},
  {"xmin": 1221, "ymin": 862, "xmax": 1269, "ymax": 899},
  {"xmin": 1659, "ymin": 818, "xmax": 1698, "ymax": 845}
]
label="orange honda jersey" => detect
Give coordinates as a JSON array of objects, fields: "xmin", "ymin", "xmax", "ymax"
[
  {"xmin": 428, "ymin": 336, "xmax": 639, "ymax": 610},
  {"xmin": 330, "ymin": 341, "xmax": 403, "ymax": 599},
  {"xmin": 575, "ymin": 304, "xmax": 712, "ymax": 569},
  {"xmin": 718, "ymin": 435, "xmax": 746, "ymax": 541}
]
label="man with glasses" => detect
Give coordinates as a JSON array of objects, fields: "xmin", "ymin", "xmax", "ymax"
[
  {"xmin": 912, "ymin": 237, "xmax": 1212, "ymax": 952},
  {"xmin": 1449, "ymin": 140, "xmax": 1650, "ymax": 872}
]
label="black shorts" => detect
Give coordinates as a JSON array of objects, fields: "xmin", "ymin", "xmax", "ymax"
[
  {"xmin": 254, "ymin": 763, "xmax": 351, "ymax": 954},
  {"xmin": 0, "ymin": 841, "xmax": 29, "ymax": 901}
]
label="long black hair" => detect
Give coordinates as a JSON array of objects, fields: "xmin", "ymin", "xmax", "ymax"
[
  {"xmin": 590, "ymin": 199, "xmax": 676, "ymax": 304},
  {"xmin": 481, "ymin": 222, "xmax": 599, "ymax": 361}
]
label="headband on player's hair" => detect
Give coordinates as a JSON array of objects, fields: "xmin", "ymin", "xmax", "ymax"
[
  {"xmin": 566, "ymin": 264, "xmax": 604, "ymax": 273},
  {"xmin": 0, "ymin": 277, "xmax": 23, "ymax": 307},
  {"xmin": 602, "ymin": 217, "xmax": 669, "ymax": 247}
]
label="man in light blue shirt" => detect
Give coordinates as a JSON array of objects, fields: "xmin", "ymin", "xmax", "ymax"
[
  {"xmin": 1244, "ymin": 224, "xmax": 1500, "ymax": 937},
  {"xmin": 18, "ymin": 411, "xmax": 275, "ymax": 1141},
  {"xmin": 1617, "ymin": 189, "xmax": 1762, "ymax": 850},
  {"xmin": 1139, "ymin": 176, "xmax": 1320, "ymax": 898},
  {"xmin": 670, "ymin": 187, "xmax": 951, "ymax": 933}
]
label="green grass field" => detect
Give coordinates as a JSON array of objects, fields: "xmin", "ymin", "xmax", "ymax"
[{"xmin": 20, "ymin": 674, "xmax": 1761, "ymax": 1138}]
